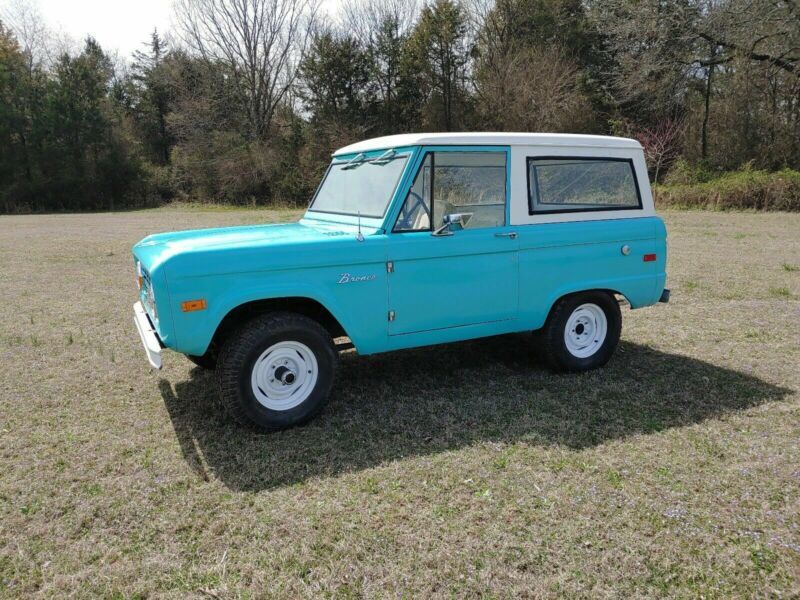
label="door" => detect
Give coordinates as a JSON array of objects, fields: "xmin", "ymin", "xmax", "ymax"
[{"xmin": 387, "ymin": 149, "xmax": 519, "ymax": 335}]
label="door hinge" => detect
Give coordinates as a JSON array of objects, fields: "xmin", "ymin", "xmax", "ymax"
[
  {"xmin": 388, "ymin": 310, "xmax": 396, "ymax": 322},
  {"xmin": 386, "ymin": 261, "xmax": 394, "ymax": 273}
]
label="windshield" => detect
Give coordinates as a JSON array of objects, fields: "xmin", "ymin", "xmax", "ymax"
[{"xmin": 309, "ymin": 153, "xmax": 409, "ymax": 218}]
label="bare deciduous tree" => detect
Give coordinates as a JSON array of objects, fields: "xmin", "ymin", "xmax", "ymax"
[
  {"xmin": 1, "ymin": 0, "xmax": 75, "ymax": 70},
  {"xmin": 340, "ymin": 0, "xmax": 419, "ymax": 46},
  {"xmin": 174, "ymin": 0, "xmax": 319, "ymax": 140},
  {"xmin": 633, "ymin": 119, "xmax": 686, "ymax": 183},
  {"xmin": 475, "ymin": 45, "xmax": 595, "ymax": 133},
  {"xmin": 591, "ymin": 0, "xmax": 800, "ymax": 163}
]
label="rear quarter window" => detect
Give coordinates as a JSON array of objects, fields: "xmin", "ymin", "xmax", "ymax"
[{"xmin": 527, "ymin": 157, "xmax": 642, "ymax": 214}]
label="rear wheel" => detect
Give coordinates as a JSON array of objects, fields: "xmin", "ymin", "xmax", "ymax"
[
  {"xmin": 216, "ymin": 312, "xmax": 336, "ymax": 431},
  {"xmin": 539, "ymin": 292, "xmax": 621, "ymax": 372}
]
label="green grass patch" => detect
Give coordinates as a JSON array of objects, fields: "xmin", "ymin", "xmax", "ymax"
[
  {"xmin": 750, "ymin": 546, "xmax": 778, "ymax": 573},
  {"xmin": 683, "ymin": 280, "xmax": 700, "ymax": 291},
  {"xmin": 769, "ymin": 286, "xmax": 793, "ymax": 299}
]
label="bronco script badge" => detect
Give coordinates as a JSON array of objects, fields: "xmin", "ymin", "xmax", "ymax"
[{"xmin": 337, "ymin": 273, "xmax": 377, "ymax": 284}]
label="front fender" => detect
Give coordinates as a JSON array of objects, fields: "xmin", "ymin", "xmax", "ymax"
[{"xmin": 165, "ymin": 266, "xmax": 388, "ymax": 357}]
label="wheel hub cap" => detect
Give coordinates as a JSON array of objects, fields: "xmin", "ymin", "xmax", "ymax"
[
  {"xmin": 274, "ymin": 365, "xmax": 296, "ymax": 385},
  {"xmin": 251, "ymin": 341, "xmax": 318, "ymax": 411},
  {"xmin": 564, "ymin": 303, "xmax": 608, "ymax": 359}
]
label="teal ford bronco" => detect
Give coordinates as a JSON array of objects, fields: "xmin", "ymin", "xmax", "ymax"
[{"xmin": 134, "ymin": 133, "xmax": 668, "ymax": 430}]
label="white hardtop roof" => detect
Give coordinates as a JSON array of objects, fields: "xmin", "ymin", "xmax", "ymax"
[{"xmin": 333, "ymin": 132, "xmax": 642, "ymax": 156}]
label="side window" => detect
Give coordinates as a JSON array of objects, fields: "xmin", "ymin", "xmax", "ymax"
[
  {"xmin": 528, "ymin": 158, "xmax": 641, "ymax": 213},
  {"xmin": 394, "ymin": 151, "xmax": 507, "ymax": 232},
  {"xmin": 433, "ymin": 152, "xmax": 506, "ymax": 228}
]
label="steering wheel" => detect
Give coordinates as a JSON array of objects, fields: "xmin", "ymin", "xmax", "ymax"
[{"xmin": 397, "ymin": 191, "xmax": 430, "ymax": 229}]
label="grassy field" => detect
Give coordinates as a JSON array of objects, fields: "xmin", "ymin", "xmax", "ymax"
[{"xmin": 1, "ymin": 207, "xmax": 799, "ymax": 598}]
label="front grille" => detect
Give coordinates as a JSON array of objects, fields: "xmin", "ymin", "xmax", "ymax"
[
  {"xmin": 141, "ymin": 269, "xmax": 152, "ymax": 294},
  {"xmin": 140, "ymin": 268, "xmax": 156, "ymax": 320}
]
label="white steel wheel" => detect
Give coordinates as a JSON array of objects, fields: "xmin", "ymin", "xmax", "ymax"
[
  {"xmin": 563, "ymin": 303, "xmax": 608, "ymax": 359},
  {"xmin": 250, "ymin": 340, "xmax": 319, "ymax": 411}
]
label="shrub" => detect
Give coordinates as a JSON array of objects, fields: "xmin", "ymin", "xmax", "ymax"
[
  {"xmin": 662, "ymin": 159, "xmax": 717, "ymax": 185},
  {"xmin": 654, "ymin": 169, "xmax": 800, "ymax": 211}
]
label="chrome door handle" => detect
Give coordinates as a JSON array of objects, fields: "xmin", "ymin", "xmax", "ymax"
[{"xmin": 495, "ymin": 232, "xmax": 517, "ymax": 239}]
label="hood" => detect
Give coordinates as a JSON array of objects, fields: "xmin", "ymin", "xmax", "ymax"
[{"xmin": 132, "ymin": 219, "xmax": 380, "ymax": 275}]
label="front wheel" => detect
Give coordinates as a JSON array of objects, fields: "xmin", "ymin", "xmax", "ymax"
[
  {"xmin": 538, "ymin": 292, "xmax": 622, "ymax": 372},
  {"xmin": 216, "ymin": 312, "xmax": 337, "ymax": 431},
  {"xmin": 186, "ymin": 351, "xmax": 217, "ymax": 370}
]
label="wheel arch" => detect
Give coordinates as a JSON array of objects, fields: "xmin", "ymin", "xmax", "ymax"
[
  {"xmin": 208, "ymin": 297, "xmax": 349, "ymax": 356},
  {"xmin": 537, "ymin": 288, "xmax": 626, "ymax": 331}
]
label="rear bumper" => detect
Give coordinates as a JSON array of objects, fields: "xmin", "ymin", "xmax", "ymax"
[
  {"xmin": 659, "ymin": 288, "xmax": 671, "ymax": 303},
  {"xmin": 134, "ymin": 301, "xmax": 163, "ymax": 369}
]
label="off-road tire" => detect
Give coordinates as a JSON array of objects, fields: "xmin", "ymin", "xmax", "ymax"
[
  {"xmin": 186, "ymin": 351, "xmax": 217, "ymax": 370},
  {"xmin": 539, "ymin": 291, "xmax": 621, "ymax": 373},
  {"xmin": 216, "ymin": 312, "xmax": 337, "ymax": 431}
]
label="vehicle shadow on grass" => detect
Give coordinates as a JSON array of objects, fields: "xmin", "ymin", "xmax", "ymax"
[{"xmin": 159, "ymin": 336, "xmax": 791, "ymax": 491}]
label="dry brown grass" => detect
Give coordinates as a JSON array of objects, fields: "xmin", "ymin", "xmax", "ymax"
[{"xmin": 1, "ymin": 207, "xmax": 799, "ymax": 598}]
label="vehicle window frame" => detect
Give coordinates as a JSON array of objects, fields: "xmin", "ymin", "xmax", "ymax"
[
  {"xmin": 393, "ymin": 149, "xmax": 508, "ymax": 233},
  {"xmin": 393, "ymin": 152, "xmax": 434, "ymax": 233},
  {"xmin": 307, "ymin": 152, "xmax": 410, "ymax": 219},
  {"xmin": 526, "ymin": 156, "xmax": 643, "ymax": 215}
]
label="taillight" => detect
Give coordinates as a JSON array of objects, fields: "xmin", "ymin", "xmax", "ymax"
[{"xmin": 643, "ymin": 253, "xmax": 657, "ymax": 262}]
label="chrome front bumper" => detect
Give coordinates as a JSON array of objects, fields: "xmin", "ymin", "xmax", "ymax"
[{"xmin": 134, "ymin": 301, "xmax": 162, "ymax": 369}]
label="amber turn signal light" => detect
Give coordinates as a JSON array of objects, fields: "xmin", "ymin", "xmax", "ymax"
[{"xmin": 181, "ymin": 299, "xmax": 207, "ymax": 312}]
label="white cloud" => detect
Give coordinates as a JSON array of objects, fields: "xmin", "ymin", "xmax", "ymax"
[
  {"xmin": 1, "ymin": 0, "xmax": 345, "ymax": 58},
  {"xmin": 0, "ymin": 0, "xmax": 171, "ymax": 57}
]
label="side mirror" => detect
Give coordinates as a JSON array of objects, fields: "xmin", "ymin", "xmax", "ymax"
[{"xmin": 432, "ymin": 213, "xmax": 472, "ymax": 237}]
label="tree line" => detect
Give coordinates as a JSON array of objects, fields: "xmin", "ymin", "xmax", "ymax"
[{"xmin": 1, "ymin": 0, "xmax": 799, "ymax": 213}]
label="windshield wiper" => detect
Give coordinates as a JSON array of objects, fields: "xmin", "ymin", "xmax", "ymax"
[
  {"xmin": 341, "ymin": 149, "xmax": 398, "ymax": 170},
  {"xmin": 342, "ymin": 153, "xmax": 366, "ymax": 170},
  {"xmin": 369, "ymin": 149, "xmax": 396, "ymax": 165}
]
